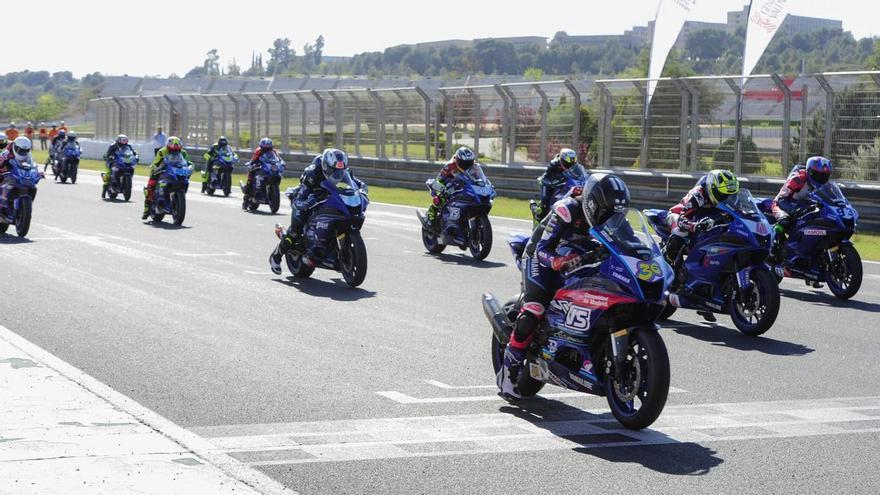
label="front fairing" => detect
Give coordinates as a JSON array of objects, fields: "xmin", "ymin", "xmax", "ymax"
[
  {"xmin": 717, "ymin": 189, "xmax": 774, "ymax": 252},
  {"xmin": 260, "ymin": 155, "xmax": 285, "ymax": 177},
  {"xmin": 319, "ymin": 171, "xmax": 369, "ymax": 219},
  {"xmin": 811, "ymin": 183, "xmax": 857, "ymax": 234},
  {"xmin": 10, "ymin": 159, "xmax": 41, "ymax": 188}
]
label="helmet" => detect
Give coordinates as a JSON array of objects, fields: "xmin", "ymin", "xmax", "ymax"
[
  {"xmin": 805, "ymin": 156, "xmax": 832, "ymax": 187},
  {"xmin": 557, "ymin": 148, "xmax": 578, "ymax": 170},
  {"xmin": 58, "ymin": 129, "xmax": 67, "ymax": 139},
  {"xmin": 166, "ymin": 136, "xmax": 183, "ymax": 153},
  {"xmin": 321, "ymin": 148, "xmax": 349, "ymax": 183},
  {"xmin": 453, "ymin": 146, "xmax": 476, "ymax": 170},
  {"xmin": 581, "ymin": 173, "xmax": 630, "ymax": 227},
  {"xmin": 116, "ymin": 134, "xmax": 129, "ymax": 145},
  {"xmin": 12, "ymin": 137, "xmax": 32, "ymax": 161},
  {"xmin": 67, "ymin": 131, "xmax": 77, "ymax": 141},
  {"xmin": 217, "ymin": 136, "xmax": 228, "ymax": 147},
  {"xmin": 705, "ymin": 169, "xmax": 740, "ymax": 205},
  {"xmin": 0, "ymin": 135, "xmax": 8, "ymax": 148},
  {"xmin": 259, "ymin": 137, "xmax": 273, "ymax": 151}
]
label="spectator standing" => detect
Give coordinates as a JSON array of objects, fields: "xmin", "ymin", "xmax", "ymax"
[
  {"xmin": 24, "ymin": 122, "xmax": 34, "ymax": 142},
  {"xmin": 48, "ymin": 124, "xmax": 59, "ymax": 141},
  {"xmin": 151, "ymin": 127, "xmax": 167, "ymax": 157},
  {"xmin": 59, "ymin": 120, "xmax": 69, "ymax": 133},
  {"xmin": 5, "ymin": 123, "xmax": 19, "ymax": 141},
  {"xmin": 38, "ymin": 124, "xmax": 48, "ymax": 150}
]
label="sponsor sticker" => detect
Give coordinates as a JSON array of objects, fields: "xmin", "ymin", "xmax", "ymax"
[
  {"xmin": 568, "ymin": 373, "xmax": 593, "ymax": 390},
  {"xmin": 804, "ymin": 229, "xmax": 826, "ymax": 236},
  {"xmin": 637, "ymin": 261, "xmax": 663, "ymax": 281}
]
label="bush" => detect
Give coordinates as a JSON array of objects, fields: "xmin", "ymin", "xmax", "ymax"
[{"xmin": 712, "ymin": 135, "xmax": 759, "ymax": 168}]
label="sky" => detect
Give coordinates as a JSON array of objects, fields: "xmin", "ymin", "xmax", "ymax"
[{"xmin": 10, "ymin": 0, "xmax": 879, "ymax": 78}]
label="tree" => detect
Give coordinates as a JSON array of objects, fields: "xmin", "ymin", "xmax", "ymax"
[
  {"xmin": 243, "ymin": 52, "xmax": 265, "ymax": 76},
  {"xmin": 203, "ymin": 49, "xmax": 220, "ymax": 76},
  {"xmin": 524, "ymin": 67, "xmax": 544, "ymax": 81},
  {"xmin": 227, "ymin": 58, "xmax": 241, "ymax": 76},
  {"xmin": 314, "ymin": 35, "xmax": 325, "ymax": 65},
  {"xmin": 267, "ymin": 38, "xmax": 294, "ymax": 75}
]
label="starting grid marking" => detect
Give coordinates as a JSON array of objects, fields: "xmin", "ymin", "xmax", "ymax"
[
  {"xmin": 192, "ymin": 396, "xmax": 880, "ymax": 466},
  {"xmin": 375, "ymin": 388, "xmax": 689, "ymax": 404}
]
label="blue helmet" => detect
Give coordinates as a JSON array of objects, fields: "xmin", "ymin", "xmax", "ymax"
[
  {"xmin": 453, "ymin": 146, "xmax": 476, "ymax": 170},
  {"xmin": 805, "ymin": 156, "xmax": 832, "ymax": 187},
  {"xmin": 321, "ymin": 148, "xmax": 349, "ymax": 183},
  {"xmin": 259, "ymin": 137, "xmax": 273, "ymax": 151}
]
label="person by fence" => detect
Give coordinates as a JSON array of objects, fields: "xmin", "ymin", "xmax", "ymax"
[
  {"xmin": 38, "ymin": 124, "xmax": 48, "ymax": 150},
  {"xmin": 151, "ymin": 127, "xmax": 166, "ymax": 157}
]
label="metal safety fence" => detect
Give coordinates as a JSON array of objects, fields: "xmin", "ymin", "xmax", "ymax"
[{"xmin": 91, "ymin": 72, "xmax": 880, "ymax": 182}]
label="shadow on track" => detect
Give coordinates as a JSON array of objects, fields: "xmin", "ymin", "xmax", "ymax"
[
  {"xmin": 274, "ymin": 276, "xmax": 377, "ymax": 301},
  {"xmin": 780, "ymin": 288, "xmax": 880, "ymax": 314},
  {"xmin": 243, "ymin": 210, "xmax": 282, "ymax": 217},
  {"xmin": 145, "ymin": 222, "xmax": 192, "ymax": 231},
  {"xmin": 499, "ymin": 397, "xmax": 723, "ymax": 475},
  {"xmin": 666, "ymin": 320, "xmax": 815, "ymax": 356},
  {"xmin": 426, "ymin": 253, "xmax": 506, "ymax": 268},
  {"xmin": 0, "ymin": 235, "xmax": 33, "ymax": 244}
]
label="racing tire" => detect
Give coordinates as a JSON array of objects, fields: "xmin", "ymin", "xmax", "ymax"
[
  {"xmin": 469, "ymin": 214, "xmax": 493, "ymax": 260},
  {"xmin": 605, "ymin": 329, "xmax": 670, "ymax": 430},
  {"xmin": 489, "ymin": 297, "xmax": 545, "ymax": 398},
  {"xmin": 0, "ymin": 223, "xmax": 8, "ymax": 234},
  {"xmin": 340, "ymin": 232, "xmax": 368, "ymax": 287},
  {"xmin": 729, "ymin": 268, "xmax": 780, "ymax": 337},
  {"xmin": 421, "ymin": 225, "xmax": 446, "ymax": 254},
  {"xmin": 222, "ymin": 172, "xmax": 232, "ymax": 197},
  {"xmin": 268, "ymin": 184, "xmax": 280, "ymax": 214},
  {"xmin": 171, "ymin": 191, "xmax": 186, "ymax": 226},
  {"xmin": 122, "ymin": 175, "xmax": 132, "ymax": 202},
  {"xmin": 826, "ymin": 244, "xmax": 862, "ymax": 300},
  {"xmin": 14, "ymin": 196, "xmax": 32, "ymax": 238},
  {"xmin": 284, "ymin": 252, "xmax": 315, "ymax": 279},
  {"xmin": 658, "ymin": 303, "xmax": 677, "ymax": 321}
]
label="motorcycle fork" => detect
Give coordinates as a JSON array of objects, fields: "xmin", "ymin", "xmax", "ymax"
[{"xmin": 609, "ymin": 329, "xmax": 630, "ymax": 382}]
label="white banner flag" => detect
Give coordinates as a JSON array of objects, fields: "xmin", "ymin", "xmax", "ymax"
[
  {"xmin": 742, "ymin": 0, "xmax": 795, "ymax": 84},
  {"xmin": 647, "ymin": 0, "xmax": 696, "ymax": 105}
]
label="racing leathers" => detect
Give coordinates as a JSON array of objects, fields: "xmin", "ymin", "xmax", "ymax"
[
  {"xmin": 270, "ymin": 155, "xmax": 365, "ymax": 266},
  {"xmin": 535, "ymin": 156, "xmax": 572, "ymax": 219},
  {"xmin": 498, "ymin": 190, "xmax": 604, "ymax": 399},
  {"xmin": 201, "ymin": 144, "xmax": 233, "ymax": 189},
  {"xmin": 242, "ymin": 147, "xmax": 282, "ymax": 208},
  {"xmin": 142, "ymin": 147, "xmax": 191, "ymax": 219},
  {"xmin": 425, "ymin": 158, "xmax": 470, "ymax": 227},
  {"xmin": 102, "ymin": 143, "xmax": 138, "ymax": 186},
  {"xmin": 664, "ymin": 175, "xmax": 719, "ymax": 264},
  {"xmin": 771, "ymin": 165, "xmax": 815, "ymax": 245}
]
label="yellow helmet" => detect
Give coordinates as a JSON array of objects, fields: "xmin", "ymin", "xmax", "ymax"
[{"xmin": 706, "ymin": 169, "xmax": 739, "ymax": 205}]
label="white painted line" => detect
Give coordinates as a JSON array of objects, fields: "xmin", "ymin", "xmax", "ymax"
[
  {"xmin": 0, "ymin": 324, "xmax": 294, "ymax": 495},
  {"xmin": 424, "ymin": 379, "xmax": 497, "ymax": 390},
  {"xmin": 376, "ymin": 387, "xmax": 688, "ymax": 404},
  {"xmin": 174, "ymin": 251, "xmax": 240, "ymax": 257},
  {"xmin": 195, "ymin": 395, "xmax": 880, "ymax": 466}
]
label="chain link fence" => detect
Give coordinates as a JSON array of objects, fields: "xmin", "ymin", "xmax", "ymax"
[{"xmin": 91, "ymin": 72, "xmax": 880, "ymax": 182}]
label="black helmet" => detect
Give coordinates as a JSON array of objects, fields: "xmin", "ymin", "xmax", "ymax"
[
  {"xmin": 581, "ymin": 173, "xmax": 630, "ymax": 227},
  {"xmin": 218, "ymin": 136, "xmax": 228, "ymax": 147}
]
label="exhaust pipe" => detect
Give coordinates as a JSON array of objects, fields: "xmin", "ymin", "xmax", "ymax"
[{"xmin": 482, "ymin": 293, "xmax": 512, "ymax": 343}]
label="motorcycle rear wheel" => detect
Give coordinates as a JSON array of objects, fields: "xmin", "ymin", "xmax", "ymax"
[
  {"xmin": 489, "ymin": 297, "xmax": 544, "ymax": 398},
  {"xmin": 605, "ymin": 329, "xmax": 670, "ymax": 430},
  {"xmin": 421, "ymin": 225, "xmax": 446, "ymax": 254},
  {"xmin": 284, "ymin": 252, "xmax": 315, "ymax": 279}
]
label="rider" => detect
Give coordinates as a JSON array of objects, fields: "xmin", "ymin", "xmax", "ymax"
[
  {"xmin": 497, "ymin": 173, "xmax": 630, "ymax": 399},
  {"xmin": 771, "ymin": 157, "xmax": 833, "ymax": 250},
  {"xmin": 0, "ymin": 135, "xmax": 8, "ymax": 153},
  {"xmin": 664, "ymin": 169, "xmax": 740, "ymax": 264},
  {"xmin": 102, "ymin": 134, "xmax": 138, "ymax": 188},
  {"xmin": 201, "ymin": 135, "xmax": 232, "ymax": 193},
  {"xmin": 0, "ymin": 138, "xmax": 36, "ymax": 215},
  {"xmin": 242, "ymin": 137, "xmax": 280, "ymax": 209},
  {"xmin": 534, "ymin": 148, "xmax": 583, "ymax": 220},
  {"xmin": 425, "ymin": 146, "xmax": 477, "ymax": 229},
  {"xmin": 142, "ymin": 136, "xmax": 190, "ymax": 220},
  {"xmin": 269, "ymin": 148, "xmax": 364, "ymax": 274},
  {"xmin": 49, "ymin": 129, "xmax": 67, "ymax": 163}
]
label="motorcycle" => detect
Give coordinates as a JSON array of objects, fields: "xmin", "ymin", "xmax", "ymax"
[
  {"xmin": 643, "ymin": 188, "xmax": 780, "ymax": 336},
  {"xmin": 102, "ymin": 149, "xmax": 138, "ymax": 201},
  {"xmin": 757, "ymin": 182, "xmax": 862, "ymax": 299},
  {"xmin": 0, "ymin": 156, "xmax": 42, "ymax": 238},
  {"xmin": 53, "ymin": 142, "xmax": 81, "ymax": 184},
  {"xmin": 241, "ymin": 153, "xmax": 284, "ymax": 213},
  {"xmin": 483, "ymin": 208, "xmax": 673, "ymax": 430},
  {"xmin": 275, "ymin": 169, "xmax": 369, "ymax": 287},
  {"xmin": 416, "ymin": 165, "xmax": 496, "ymax": 260},
  {"xmin": 145, "ymin": 154, "xmax": 192, "ymax": 225},
  {"xmin": 203, "ymin": 148, "xmax": 238, "ymax": 197},
  {"xmin": 529, "ymin": 164, "xmax": 588, "ymax": 225}
]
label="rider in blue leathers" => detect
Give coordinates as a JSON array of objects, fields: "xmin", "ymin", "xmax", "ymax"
[
  {"xmin": 269, "ymin": 148, "xmax": 365, "ymax": 274},
  {"xmin": 497, "ymin": 173, "xmax": 630, "ymax": 399}
]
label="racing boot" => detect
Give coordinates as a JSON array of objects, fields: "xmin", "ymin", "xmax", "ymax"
[
  {"xmin": 425, "ymin": 197, "xmax": 442, "ymax": 232},
  {"xmin": 697, "ymin": 311, "xmax": 717, "ymax": 323},
  {"xmin": 663, "ymin": 235, "xmax": 686, "ymax": 265},
  {"xmin": 497, "ymin": 346, "xmax": 525, "ymax": 400}
]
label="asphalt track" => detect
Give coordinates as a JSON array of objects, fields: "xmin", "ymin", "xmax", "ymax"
[{"xmin": 3, "ymin": 170, "xmax": 880, "ymax": 494}]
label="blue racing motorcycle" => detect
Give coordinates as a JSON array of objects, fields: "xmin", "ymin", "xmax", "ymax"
[
  {"xmin": 417, "ymin": 165, "xmax": 496, "ymax": 260},
  {"xmin": 145, "ymin": 154, "xmax": 192, "ymax": 225},
  {"xmin": 529, "ymin": 164, "xmax": 588, "ymax": 225},
  {"xmin": 203, "ymin": 148, "xmax": 238, "ymax": 197},
  {"xmin": 53, "ymin": 141, "xmax": 82, "ymax": 184},
  {"xmin": 644, "ymin": 188, "xmax": 780, "ymax": 336},
  {"xmin": 758, "ymin": 182, "xmax": 862, "ymax": 299},
  {"xmin": 483, "ymin": 208, "xmax": 673, "ymax": 429},
  {"xmin": 276, "ymin": 169, "xmax": 369, "ymax": 287},
  {"xmin": 241, "ymin": 153, "xmax": 284, "ymax": 213},
  {"xmin": 0, "ymin": 156, "xmax": 42, "ymax": 238},
  {"xmin": 102, "ymin": 149, "xmax": 138, "ymax": 201}
]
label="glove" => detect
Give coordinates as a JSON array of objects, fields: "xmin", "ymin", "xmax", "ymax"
[
  {"xmin": 430, "ymin": 181, "xmax": 445, "ymax": 195},
  {"xmin": 694, "ymin": 217, "xmax": 715, "ymax": 233},
  {"xmin": 551, "ymin": 253, "xmax": 582, "ymax": 272}
]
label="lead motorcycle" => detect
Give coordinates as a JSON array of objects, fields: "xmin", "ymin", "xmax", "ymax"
[
  {"xmin": 529, "ymin": 164, "xmax": 588, "ymax": 225},
  {"xmin": 417, "ymin": 165, "xmax": 496, "ymax": 260},
  {"xmin": 0, "ymin": 155, "xmax": 43, "ymax": 238},
  {"xmin": 102, "ymin": 149, "xmax": 138, "ymax": 201},
  {"xmin": 145, "ymin": 154, "xmax": 192, "ymax": 225},
  {"xmin": 483, "ymin": 208, "xmax": 673, "ymax": 430},
  {"xmin": 643, "ymin": 188, "xmax": 780, "ymax": 336},
  {"xmin": 241, "ymin": 153, "xmax": 284, "ymax": 213},
  {"xmin": 757, "ymin": 182, "xmax": 862, "ymax": 299},
  {"xmin": 275, "ymin": 169, "xmax": 369, "ymax": 287}
]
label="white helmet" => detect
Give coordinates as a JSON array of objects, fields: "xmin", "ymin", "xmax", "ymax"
[{"xmin": 12, "ymin": 137, "xmax": 32, "ymax": 162}]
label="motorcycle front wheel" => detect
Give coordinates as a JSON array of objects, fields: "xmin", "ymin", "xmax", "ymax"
[
  {"xmin": 826, "ymin": 244, "xmax": 863, "ymax": 300},
  {"xmin": 605, "ymin": 329, "xmax": 670, "ymax": 430},
  {"xmin": 171, "ymin": 191, "xmax": 186, "ymax": 226},
  {"xmin": 468, "ymin": 214, "xmax": 493, "ymax": 260},
  {"xmin": 729, "ymin": 268, "xmax": 780, "ymax": 336},
  {"xmin": 339, "ymin": 231, "xmax": 368, "ymax": 287},
  {"xmin": 15, "ymin": 196, "xmax": 33, "ymax": 238}
]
